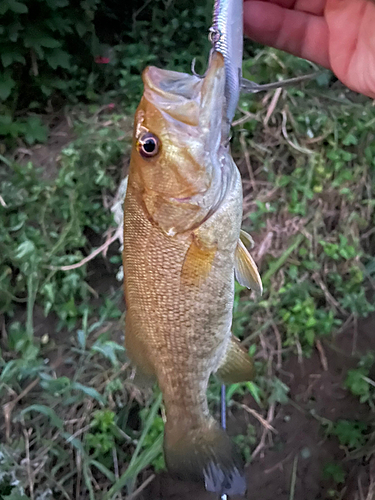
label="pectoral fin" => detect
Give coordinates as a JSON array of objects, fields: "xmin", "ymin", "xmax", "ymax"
[
  {"xmin": 216, "ymin": 335, "xmax": 255, "ymax": 384},
  {"xmin": 181, "ymin": 236, "xmax": 217, "ymax": 287},
  {"xmin": 235, "ymin": 232, "xmax": 263, "ymax": 295}
]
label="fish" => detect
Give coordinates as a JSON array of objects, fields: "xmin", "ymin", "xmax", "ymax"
[{"xmin": 122, "ymin": 49, "xmax": 262, "ymax": 496}]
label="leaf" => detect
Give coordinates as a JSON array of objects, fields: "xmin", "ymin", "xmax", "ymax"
[
  {"xmin": 345, "ymin": 368, "xmax": 369, "ymax": 397},
  {"xmin": 7, "ymin": 21, "xmax": 22, "ymax": 42},
  {"xmin": 45, "ymin": 49, "xmax": 71, "ymax": 70},
  {"xmin": 9, "ymin": 0, "xmax": 27, "ymax": 12},
  {"xmin": 61, "ymin": 431, "xmax": 86, "ymax": 453},
  {"xmin": 0, "ymin": 72, "xmax": 16, "ymax": 101},
  {"xmin": 1, "ymin": 50, "xmax": 26, "ymax": 67},
  {"xmin": 20, "ymin": 404, "xmax": 63, "ymax": 429},
  {"xmin": 24, "ymin": 29, "xmax": 61, "ymax": 50},
  {"xmin": 109, "ymin": 434, "xmax": 163, "ymax": 497},
  {"xmin": 0, "ymin": 0, "xmax": 28, "ymax": 14},
  {"xmin": 0, "ymin": 360, "xmax": 19, "ymax": 382},
  {"xmin": 3, "ymin": 493, "xmax": 30, "ymax": 500},
  {"xmin": 305, "ymin": 329, "xmax": 315, "ymax": 346},
  {"xmin": 77, "ymin": 329, "xmax": 86, "ymax": 349},
  {"xmin": 39, "ymin": 373, "xmax": 71, "ymax": 394},
  {"xmin": 23, "ymin": 116, "xmax": 48, "ymax": 145},
  {"xmin": 323, "ymin": 462, "xmax": 345, "ymax": 484},
  {"xmin": 71, "ymin": 382, "xmax": 106, "ymax": 405},
  {"xmin": 14, "ymin": 240, "xmax": 36, "ymax": 260},
  {"xmin": 343, "ymin": 133, "xmax": 358, "ymax": 146},
  {"xmin": 268, "ymin": 377, "xmax": 289, "ymax": 405},
  {"xmin": 332, "ymin": 420, "xmax": 367, "ymax": 449},
  {"xmin": 91, "ymin": 340, "xmax": 125, "ymax": 366},
  {"xmin": 45, "ymin": 0, "xmax": 69, "ymax": 9},
  {"xmin": 246, "ymin": 381, "xmax": 262, "ymax": 405},
  {"xmin": 38, "ymin": 36, "xmax": 61, "ymax": 48},
  {"xmin": 75, "ymin": 21, "xmax": 88, "ymax": 37},
  {"xmin": 130, "ymin": 393, "xmax": 162, "ymax": 465},
  {"xmin": 90, "ymin": 460, "xmax": 116, "ymax": 482}
]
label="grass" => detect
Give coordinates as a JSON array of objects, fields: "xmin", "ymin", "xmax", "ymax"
[{"xmin": 1, "ymin": 29, "xmax": 375, "ymax": 500}]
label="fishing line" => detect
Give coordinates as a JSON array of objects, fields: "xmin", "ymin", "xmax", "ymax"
[
  {"xmin": 220, "ymin": 383, "xmax": 228, "ymax": 500},
  {"xmin": 240, "ymin": 72, "xmax": 323, "ymax": 94}
]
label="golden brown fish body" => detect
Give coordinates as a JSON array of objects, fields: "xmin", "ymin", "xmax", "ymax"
[{"xmin": 123, "ymin": 52, "xmax": 261, "ymax": 496}]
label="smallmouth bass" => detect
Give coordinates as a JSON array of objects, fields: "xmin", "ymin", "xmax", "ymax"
[{"xmin": 123, "ymin": 51, "xmax": 262, "ymax": 496}]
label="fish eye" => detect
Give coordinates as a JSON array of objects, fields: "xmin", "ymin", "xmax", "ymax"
[{"xmin": 138, "ymin": 132, "xmax": 160, "ymax": 158}]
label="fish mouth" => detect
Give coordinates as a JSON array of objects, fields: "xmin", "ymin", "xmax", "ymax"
[
  {"xmin": 142, "ymin": 52, "xmax": 226, "ymax": 130},
  {"xmin": 158, "ymin": 73, "xmax": 200, "ymax": 100},
  {"xmin": 199, "ymin": 52, "xmax": 226, "ymax": 138}
]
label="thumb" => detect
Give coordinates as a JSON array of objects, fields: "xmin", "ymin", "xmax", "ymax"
[{"xmin": 325, "ymin": 0, "xmax": 375, "ymax": 98}]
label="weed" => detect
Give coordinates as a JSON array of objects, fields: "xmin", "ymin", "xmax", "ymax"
[
  {"xmin": 0, "ymin": 112, "xmax": 128, "ymax": 332},
  {"xmin": 345, "ymin": 353, "xmax": 375, "ymax": 406},
  {"xmin": 330, "ymin": 420, "xmax": 368, "ymax": 450},
  {"xmin": 323, "ymin": 462, "xmax": 346, "ymax": 484},
  {"xmin": 233, "ymin": 424, "xmax": 257, "ymax": 463}
]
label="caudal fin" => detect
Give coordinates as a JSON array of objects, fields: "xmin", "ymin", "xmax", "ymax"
[{"xmin": 164, "ymin": 417, "xmax": 246, "ymax": 496}]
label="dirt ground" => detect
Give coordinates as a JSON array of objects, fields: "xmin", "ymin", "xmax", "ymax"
[{"xmin": 143, "ymin": 313, "xmax": 375, "ymax": 500}]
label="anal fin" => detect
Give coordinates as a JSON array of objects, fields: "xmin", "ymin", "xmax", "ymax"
[{"xmin": 216, "ymin": 335, "xmax": 254, "ymax": 384}]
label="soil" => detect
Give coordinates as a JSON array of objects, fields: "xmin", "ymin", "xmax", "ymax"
[{"xmin": 143, "ymin": 313, "xmax": 375, "ymax": 500}]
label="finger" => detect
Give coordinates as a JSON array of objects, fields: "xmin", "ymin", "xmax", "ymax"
[
  {"xmin": 247, "ymin": 0, "xmax": 326, "ymax": 16},
  {"xmin": 244, "ymin": 1, "xmax": 331, "ymax": 68},
  {"xmin": 325, "ymin": 0, "xmax": 375, "ymax": 98}
]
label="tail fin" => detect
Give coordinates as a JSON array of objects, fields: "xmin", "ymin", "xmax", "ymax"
[{"xmin": 164, "ymin": 417, "xmax": 246, "ymax": 496}]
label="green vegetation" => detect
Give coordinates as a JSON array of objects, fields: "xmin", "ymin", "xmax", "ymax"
[
  {"xmin": 0, "ymin": 0, "xmax": 212, "ymax": 145},
  {"xmin": 1, "ymin": 1, "xmax": 375, "ymax": 498},
  {"xmin": 345, "ymin": 353, "xmax": 375, "ymax": 406}
]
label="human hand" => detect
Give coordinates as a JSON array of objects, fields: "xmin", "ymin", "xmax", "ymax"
[{"xmin": 243, "ymin": 0, "xmax": 375, "ymax": 98}]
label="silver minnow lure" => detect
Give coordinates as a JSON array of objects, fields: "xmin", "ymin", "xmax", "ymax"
[
  {"xmin": 210, "ymin": 0, "xmax": 320, "ymax": 126},
  {"xmin": 211, "ymin": 0, "xmax": 243, "ymax": 125}
]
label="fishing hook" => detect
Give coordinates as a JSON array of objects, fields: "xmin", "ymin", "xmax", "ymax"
[{"xmin": 191, "ymin": 25, "xmax": 221, "ymax": 79}]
